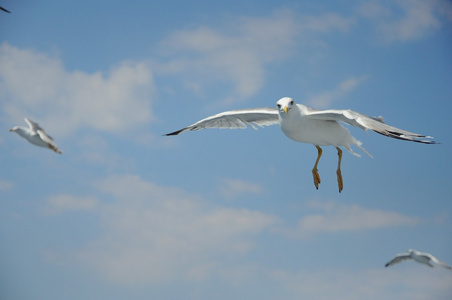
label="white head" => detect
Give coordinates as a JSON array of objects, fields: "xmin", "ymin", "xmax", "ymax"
[
  {"xmin": 9, "ymin": 126, "xmax": 28, "ymax": 138},
  {"xmin": 407, "ymin": 249, "xmax": 415, "ymax": 256},
  {"xmin": 276, "ymin": 97, "xmax": 295, "ymax": 114}
]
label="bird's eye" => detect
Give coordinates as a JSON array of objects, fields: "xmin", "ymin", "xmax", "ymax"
[
  {"xmin": 290, "ymin": 100, "xmax": 294, "ymax": 105},
  {"xmin": 277, "ymin": 104, "xmax": 281, "ymax": 108}
]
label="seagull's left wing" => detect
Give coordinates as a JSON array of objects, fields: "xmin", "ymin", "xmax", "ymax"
[
  {"xmin": 25, "ymin": 118, "xmax": 56, "ymax": 141},
  {"xmin": 305, "ymin": 109, "xmax": 436, "ymax": 144},
  {"xmin": 426, "ymin": 253, "xmax": 452, "ymax": 270},
  {"xmin": 0, "ymin": 6, "xmax": 11, "ymax": 13},
  {"xmin": 24, "ymin": 118, "xmax": 43, "ymax": 135},
  {"xmin": 165, "ymin": 107, "xmax": 279, "ymax": 136}
]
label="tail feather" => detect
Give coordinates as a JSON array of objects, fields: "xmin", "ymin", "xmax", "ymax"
[{"xmin": 344, "ymin": 138, "xmax": 373, "ymax": 158}]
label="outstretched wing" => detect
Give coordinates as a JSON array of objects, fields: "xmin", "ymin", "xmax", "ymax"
[
  {"xmin": 305, "ymin": 108, "xmax": 436, "ymax": 144},
  {"xmin": 24, "ymin": 118, "xmax": 44, "ymax": 135},
  {"xmin": 426, "ymin": 253, "xmax": 452, "ymax": 270},
  {"xmin": 385, "ymin": 253, "xmax": 411, "ymax": 267},
  {"xmin": 36, "ymin": 129, "xmax": 62, "ymax": 154},
  {"xmin": 165, "ymin": 107, "xmax": 279, "ymax": 136},
  {"xmin": 25, "ymin": 118, "xmax": 62, "ymax": 154},
  {"xmin": 0, "ymin": 6, "xmax": 11, "ymax": 13},
  {"xmin": 25, "ymin": 118, "xmax": 55, "ymax": 140},
  {"xmin": 36, "ymin": 129, "xmax": 55, "ymax": 144}
]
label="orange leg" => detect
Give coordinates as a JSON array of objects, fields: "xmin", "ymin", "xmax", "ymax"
[
  {"xmin": 336, "ymin": 147, "xmax": 343, "ymax": 193},
  {"xmin": 312, "ymin": 146, "xmax": 322, "ymax": 190}
]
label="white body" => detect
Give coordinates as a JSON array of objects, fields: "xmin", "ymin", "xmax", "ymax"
[
  {"xmin": 279, "ymin": 102, "xmax": 364, "ymax": 156},
  {"xmin": 14, "ymin": 127, "xmax": 50, "ymax": 148},
  {"xmin": 10, "ymin": 118, "xmax": 62, "ymax": 154}
]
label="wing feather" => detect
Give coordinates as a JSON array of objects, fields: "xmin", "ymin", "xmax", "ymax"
[
  {"xmin": 305, "ymin": 109, "xmax": 436, "ymax": 144},
  {"xmin": 25, "ymin": 118, "xmax": 55, "ymax": 141},
  {"xmin": 24, "ymin": 118, "xmax": 42, "ymax": 134},
  {"xmin": 24, "ymin": 118, "xmax": 62, "ymax": 153},
  {"xmin": 0, "ymin": 6, "xmax": 11, "ymax": 13},
  {"xmin": 165, "ymin": 107, "xmax": 279, "ymax": 136},
  {"xmin": 36, "ymin": 129, "xmax": 62, "ymax": 153},
  {"xmin": 385, "ymin": 254, "xmax": 411, "ymax": 267},
  {"xmin": 426, "ymin": 253, "xmax": 452, "ymax": 270},
  {"xmin": 36, "ymin": 129, "xmax": 55, "ymax": 144}
]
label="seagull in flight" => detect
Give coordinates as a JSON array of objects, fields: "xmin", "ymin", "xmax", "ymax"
[
  {"xmin": 0, "ymin": 6, "xmax": 11, "ymax": 13},
  {"xmin": 385, "ymin": 249, "xmax": 452, "ymax": 270},
  {"xmin": 9, "ymin": 118, "xmax": 62, "ymax": 154},
  {"xmin": 165, "ymin": 97, "xmax": 435, "ymax": 192}
]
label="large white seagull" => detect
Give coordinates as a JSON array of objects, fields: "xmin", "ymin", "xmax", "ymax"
[
  {"xmin": 165, "ymin": 97, "xmax": 436, "ymax": 192},
  {"xmin": 385, "ymin": 249, "xmax": 452, "ymax": 269},
  {"xmin": 10, "ymin": 118, "xmax": 62, "ymax": 154}
]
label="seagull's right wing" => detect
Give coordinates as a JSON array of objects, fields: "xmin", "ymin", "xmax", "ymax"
[
  {"xmin": 385, "ymin": 253, "xmax": 411, "ymax": 267},
  {"xmin": 36, "ymin": 129, "xmax": 62, "ymax": 154},
  {"xmin": 164, "ymin": 107, "xmax": 279, "ymax": 136},
  {"xmin": 36, "ymin": 129, "xmax": 55, "ymax": 144}
]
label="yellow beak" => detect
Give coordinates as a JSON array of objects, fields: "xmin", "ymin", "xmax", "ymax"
[{"xmin": 283, "ymin": 106, "xmax": 289, "ymax": 114}]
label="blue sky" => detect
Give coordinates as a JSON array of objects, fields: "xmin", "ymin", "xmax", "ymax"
[{"xmin": 1, "ymin": 1, "xmax": 452, "ymax": 299}]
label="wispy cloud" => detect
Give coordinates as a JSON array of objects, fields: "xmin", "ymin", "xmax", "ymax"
[
  {"xmin": 156, "ymin": 10, "xmax": 298, "ymax": 105},
  {"xmin": 307, "ymin": 76, "xmax": 368, "ymax": 108},
  {"xmin": 44, "ymin": 194, "xmax": 99, "ymax": 215},
  {"xmin": 72, "ymin": 133, "xmax": 138, "ymax": 171},
  {"xmin": 0, "ymin": 179, "xmax": 14, "ymax": 192},
  {"xmin": 271, "ymin": 266, "xmax": 452, "ymax": 300},
  {"xmin": 300, "ymin": 13, "xmax": 355, "ymax": 33},
  {"xmin": 155, "ymin": 10, "xmax": 355, "ymax": 106},
  {"xmin": 0, "ymin": 43, "xmax": 154, "ymax": 136},
  {"xmin": 73, "ymin": 174, "xmax": 279, "ymax": 285},
  {"xmin": 358, "ymin": 0, "xmax": 452, "ymax": 43},
  {"xmin": 281, "ymin": 201, "xmax": 420, "ymax": 239},
  {"xmin": 218, "ymin": 178, "xmax": 262, "ymax": 199}
]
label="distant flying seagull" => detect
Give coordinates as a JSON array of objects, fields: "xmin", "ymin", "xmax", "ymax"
[
  {"xmin": 0, "ymin": 6, "xmax": 10, "ymax": 13},
  {"xmin": 9, "ymin": 118, "xmax": 62, "ymax": 154},
  {"xmin": 385, "ymin": 249, "xmax": 452, "ymax": 270},
  {"xmin": 165, "ymin": 97, "xmax": 435, "ymax": 192}
]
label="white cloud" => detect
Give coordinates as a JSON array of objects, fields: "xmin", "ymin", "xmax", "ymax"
[
  {"xmin": 271, "ymin": 266, "xmax": 452, "ymax": 300},
  {"xmin": 156, "ymin": 10, "xmax": 298, "ymax": 104},
  {"xmin": 358, "ymin": 0, "xmax": 452, "ymax": 43},
  {"xmin": 71, "ymin": 133, "xmax": 138, "ymax": 171},
  {"xmin": 307, "ymin": 76, "xmax": 368, "ymax": 108},
  {"xmin": 155, "ymin": 10, "xmax": 354, "ymax": 105},
  {"xmin": 0, "ymin": 43, "xmax": 154, "ymax": 136},
  {"xmin": 74, "ymin": 174, "xmax": 279, "ymax": 285},
  {"xmin": 301, "ymin": 13, "xmax": 355, "ymax": 33},
  {"xmin": 0, "ymin": 179, "xmax": 14, "ymax": 192},
  {"xmin": 218, "ymin": 178, "xmax": 262, "ymax": 199},
  {"xmin": 44, "ymin": 194, "xmax": 99, "ymax": 215},
  {"xmin": 281, "ymin": 201, "xmax": 420, "ymax": 239}
]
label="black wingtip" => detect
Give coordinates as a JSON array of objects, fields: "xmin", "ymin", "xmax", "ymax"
[
  {"xmin": 163, "ymin": 129, "xmax": 184, "ymax": 136},
  {"xmin": 0, "ymin": 6, "xmax": 11, "ymax": 13},
  {"xmin": 374, "ymin": 130, "xmax": 439, "ymax": 144}
]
